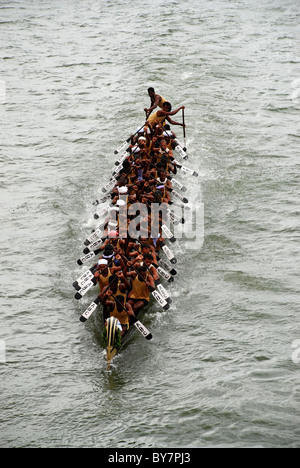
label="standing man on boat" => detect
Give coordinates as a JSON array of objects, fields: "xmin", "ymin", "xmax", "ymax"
[{"xmin": 144, "ymin": 88, "xmax": 167, "ymax": 118}]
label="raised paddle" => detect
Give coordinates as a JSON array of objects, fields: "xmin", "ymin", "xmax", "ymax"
[{"xmin": 182, "ymin": 108, "xmax": 187, "ymax": 150}]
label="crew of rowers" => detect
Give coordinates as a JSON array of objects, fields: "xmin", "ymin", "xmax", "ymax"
[{"xmin": 93, "ymin": 89, "xmax": 185, "ymax": 336}]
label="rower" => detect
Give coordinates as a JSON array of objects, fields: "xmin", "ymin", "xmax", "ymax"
[
  {"xmin": 157, "ymin": 169, "xmax": 173, "ymax": 191},
  {"xmin": 159, "ymin": 139, "xmax": 174, "ymax": 160},
  {"xmin": 147, "ymin": 102, "xmax": 186, "ymax": 129},
  {"xmin": 160, "ymin": 154, "xmax": 177, "ymax": 175},
  {"xmin": 157, "ymin": 181, "xmax": 171, "ymax": 204},
  {"xmin": 128, "ymin": 239, "xmax": 158, "ymax": 265},
  {"xmin": 94, "ymin": 259, "xmax": 112, "ymax": 293},
  {"xmin": 127, "ymin": 265, "xmax": 155, "ymax": 314},
  {"xmin": 103, "ymin": 293, "xmax": 135, "ymax": 337},
  {"xmin": 98, "ymin": 245, "xmax": 123, "ymax": 272},
  {"xmin": 100, "ymin": 273, "xmax": 129, "ymax": 304},
  {"xmin": 131, "ymin": 253, "xmax": 160, "ymax": 282},
  {"xmin": 112, "ymin": 185, "xmax": 128, "ymax": 204},
  {"xmin": 163, "ymin": 124, "xmax": 177, "ymax": 149}
]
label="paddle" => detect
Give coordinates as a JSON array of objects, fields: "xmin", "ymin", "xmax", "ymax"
[
  {"xmin": 161, "ymin": 224, "xmax": 176, "ymax": 244},
  {"xmin": 160, "ymin": 242, "xmax": 177, "ymax": 264},
  {"xmin": 92, "ymin": 193, "xmax": 111, "ymax": 207},
  {"xmin": 167, "ymin": 207, "xmax": 185, "ymax": 226},
  {"xmin": 73, "ymin": 264, "xmax": 98, "ymax": 290},
  {"xmin": 114, "ymin": 123, "xmax": 146, "ymax": 154},
  {"xmin": 182, "ymin": 108, "xmax": 186, "ymax": 150},
  {"xmin": 74, "ymin": 277, "xmax": 97, "ymax": 300},
  {"xmin": 173, "ymin": 140, "xmax": 188, "ymax": 160},
  {"xmin": 106, "ymin": 290, "xmax": 153, "ymax": 340},
  {"xmin": 157, "ymin": 258, "xmax": 177, "ymax": 276},
  {"xmin": 77, "ymin": 247, "xmax": 102, "ymax": 266},
  {"xmin": 156, "ymin": 265, "xmax": 174, "ymax": 283},
  {"xmin": 173, "ymin": 159, "xmax": 198, "ymax": 177},
  {"xmin": 79, "ymin": 295, "xmax": 101, "ymax": 322}
]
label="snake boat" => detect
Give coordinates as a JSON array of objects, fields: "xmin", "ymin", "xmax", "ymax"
[{"xmin": 73, "ymin": 110, "xmax": 198, "ymax": 370}]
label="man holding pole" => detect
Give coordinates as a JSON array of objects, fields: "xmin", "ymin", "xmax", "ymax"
[{"xmin": 146, "ymin": 101, "xmax": 186, "ymax": 129}]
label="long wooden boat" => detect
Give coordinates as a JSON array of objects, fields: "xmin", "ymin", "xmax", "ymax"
[{"xmin": 73, "ymin": 107, "xmax": 198, "ymax": 370}]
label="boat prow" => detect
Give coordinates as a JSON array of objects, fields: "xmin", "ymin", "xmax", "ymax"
[{"xmin": 106, "ymin": 316, "xmax": 122, "ymax": 370}]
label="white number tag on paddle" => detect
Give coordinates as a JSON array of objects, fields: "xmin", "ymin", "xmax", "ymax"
[
  {"xmin": 158, "ymin": 259, "xmax": 173, "ymax": 273},
  {"xmin": 114, "ymin": 163, "xmax": 124, "ymax": 176},
  {"xmin": 171, "ymin": 178, "xmax": 186, "ymax": 192},
  {"xmin": 174, "ymin": 159, "xmax": 197, "ymax": 177},
  {"xmin": 98, "ymin": 193, "xmax": 111, "ymax": 204},
  {"xmin": 162, "ymin": 224, "xmax": 176, "ymax": 243},
  {"xmin": 162, "ymin": 244, "xmax": 177, "ymax": 264},
  {"xmin": 157, "ymin": 266, "xmax": 172, "ymax": 282},
  {"xmin": 116, "ymin": 150, "xmax": 128, "ymax": 165},
  {"xmin": 114, "ymin": 140, "xmax": 128, "ymax": 154},
  {"xmin": 151, "ymin": 290, "xmax": 168, "ymax": 309},
  {"xmin": 79, "ymin": 251, "xmax": 96, "ymax": 265},
  {"xmin": 86, "ymin": 239, "xmax": 103, "ymax": 252},
  {"xmin": 156, "ymin": 283, "xmax": 170, "ymax": 301},
  {"xmin": 134, "ymin": 320, "xmax": 151, "ymax": 339},
  {"xmin": 87, "ymin": 226, "xmax": 103, "ymax": 244},
  {"xmin": 81, "ymin": 301, "xmax": 98, "ymax": 320},
  {"xmin": 76, "ymin": 269, "xmax": 94, "ymax": 288},
  {"xmin": 174, "ymin": 144, "xmax": 188, "ymax": 159},
  {"xmin": 76, "ymin": 280, "xmax": 94, "ymax": 299},
  {"xmin": 172, "ymin": 190, "xmax": 188, "ymax": 204},
  {"xmin": 102, "ymin": 178, "xmax": 116, "ymax": 193},
  {"xmin": 167, "ymin": 208, "xmax": 182, "ymax": 225},
  {"xmin": 94, "ymin": 204, "xmax": 110, "ymax": 219},
  {"xmin": 181, "ymin": 165, "xmax": 198, "ymax": 177}
]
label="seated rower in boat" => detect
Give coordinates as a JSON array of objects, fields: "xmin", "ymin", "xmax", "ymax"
[
  {"xmin": 156, "ymin": 169, "xmax": 173, "ymax": 191},
  {"xmin": 158, "ymin": 139, "xmax": 174, "ymax": 160},
  {"xmin": 151, "ymin": 155, "xmax": 177, "ymax": 177},
  {"xmin": 102, "ymin": 293, "xmax": 135, "ymax": 337},
  {"xmin": 162, "ymin": 124, "xmax": 177, "ymax": 149},
  {"xmin": 127, "ymin": 240, "xmax": 158, "ymax": 266},
  {"xmin": 126, "ymin": 265, "xmax": 155, "ymax": 315},
  {"xmin": 100, "ymin": 270, "xmax": 129, "ymax": 302},
  {"xmin": 99, "ymin": 236, "xmax": 126, "ymax": 254},
  {"xmin": 95, "ymin": 248, "xmax": 126, "ymax": 290},
  {"xmin": 156, "ymin": 181, "xmax": 171, "ymax": 204},
  {"xmin": 150, "ymin": 123, "xmax": 166, "ymax": 147},
  {"xmin": 94, "ymin": 259, "xmax": 113, "ymax": 293},
  {"xmin": 130, "ymin": 254, "xmax": 160, "ymax": 283}
]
